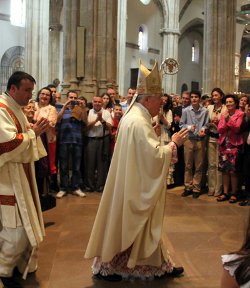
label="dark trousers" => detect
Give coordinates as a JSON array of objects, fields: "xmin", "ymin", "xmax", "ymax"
[
  {"xmin": 85, "ymin": 136, "xmax": 110, "ymax": 190},
  {"xmin": 59, "ymin": 143, "xmax": 82, "ymax": 192},
  {"xmin": 173, "ymin": 146, "xmax": 184, "ymax": 186}
]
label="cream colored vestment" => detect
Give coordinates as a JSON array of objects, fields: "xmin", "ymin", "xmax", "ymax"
[
  {"xmin": 85, "ymin": 103, "xmax": 173, "ymax": 268},
  {"xmin": 0, "ymin": 93, "xmax": 46, "ymax": 277}
]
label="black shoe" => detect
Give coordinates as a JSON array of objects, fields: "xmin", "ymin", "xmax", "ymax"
[
  {"xmin": 167, "ymin": 266, "xmax": 184, "ymax": 277},
  {"xmin": 181, "ymin": 190, "xmax": 192, "ymax": 197},
  {"xmin": 239, "ymin": 199, "xmax": 250, "ymax": 206},
  {"xmin": 155, "ymin": 267, "xmax": 184, "ymax": 279},
  {"xmin": 167, "ymin": 184, "xmax": 175, "ymax": 189},
  {"xmin": 192, "ymin": 192, "xmax": 201, "ymax": 199},
  {"xmin": 1, "ymin": 276, "xmax": 23, "ymax": 288},
  {"xmin": 94, "ymin": 273, "xmax": 122, "ymax": 282}
]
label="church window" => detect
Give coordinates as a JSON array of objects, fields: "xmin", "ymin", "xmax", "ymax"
[
  {"xmin": 140, "ymin": 0, "xmax": 151, "ymax": 5},
  {"xmin": 192, "ymin": 40, "xmax": 199, "ymax": 63},
  {"xmin": 138, "ymin": 25, "xmax": 148, "ymax": 51},
  {"xmin": 138, "ymin": 26, "xmax": 144, "ymax": 50},
  {"xmin": 10, "ymin": 0, "xmax": 26, "ymax": 27}
]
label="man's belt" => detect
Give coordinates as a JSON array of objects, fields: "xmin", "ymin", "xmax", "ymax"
[{"xmin": 0, "ymin": 195, "xmax": 16, "ymax": 206}]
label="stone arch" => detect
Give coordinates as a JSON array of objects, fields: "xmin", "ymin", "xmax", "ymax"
[
  {"xmin": 0, "ymin": 46, "xmax": 25, "ymax": 93},
  {"xmin": 180, "ymin": 18, "xmax": 204, "ymax": 40},
  {"xmin": 1, "ymin": 46, "xmax": 25, "ymax": 70},
  {"xmin": 153, "ymin": 0, "xmax": 168, "ymax": 26},
  {"xmin": 177, "ymin": 18, "xmax": 204, "ymax": 94}
]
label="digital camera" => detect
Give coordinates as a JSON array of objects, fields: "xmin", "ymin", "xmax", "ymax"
[{"xmin": 71, "ymin": 100, "xmax": 79, "ymax": 106}]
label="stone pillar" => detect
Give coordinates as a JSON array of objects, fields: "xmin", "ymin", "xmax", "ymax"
[
  {"xmin": 61, "ymin": 0, "xmax": 79, "ymax": 96},
  {"xmin": 79, "ymin": 0, "xmax": 117, "ymax": 100},
  {"xmin": 203, "ymin": 0, "xmax": 236, "ymax": 94},
  {"xmin": 161, "ymin": 0, "xmax": 180, "ymax": 94},
  {"xmin": 48, "ymin": 0, "xmax": 63, "ymax": 84},
  {"xmin": 25, "ymin": 0, "xmax": 49, "ymax": 91},
  {"xmin": 117, "ymin": 0, "xmax": 127, "ymax": 96},
  {"xmin": 79, "ymin": 0, "xmax": 97, "ymax": 100}
]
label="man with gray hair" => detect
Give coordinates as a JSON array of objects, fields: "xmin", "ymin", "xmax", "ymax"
[{"xmin": 85, "ymin": 61, "xmax": 188, "ymax": 281}]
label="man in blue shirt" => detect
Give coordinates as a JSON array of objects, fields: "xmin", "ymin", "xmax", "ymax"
[
  {"xmin": 56, "ymin": 91, "xmax": 87, "ymax": 198},
  {"xmin": 180, "ymin": 90, "xmax": 209, "ymax": 198}
]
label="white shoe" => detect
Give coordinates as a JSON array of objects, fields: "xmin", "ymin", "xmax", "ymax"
[
  {"xmin": 73, "ymin": 189, "xmax": 86, "ymax": 197},
  {"xmin": 56, "ymin": 191, "xmax": 66, "ymax": 199}
]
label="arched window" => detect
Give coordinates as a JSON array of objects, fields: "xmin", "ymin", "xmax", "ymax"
[
  {"xmin": 138, "ymin": 26, "xmax": 144, "ymax": 50},
  {"xmin": 140, "ymin": 0, "xmax": 151, "ymax": 4},
  {"xmin": 192, "ymin": 40, "xmax": 199, "ymax": 63},
  {"xmin": 11, "ymin": 0, "xmax": 26, "ymax": 27},
  {"xmin": 138, "ymin": 25, "xmax": 148, "ymax": 51}
]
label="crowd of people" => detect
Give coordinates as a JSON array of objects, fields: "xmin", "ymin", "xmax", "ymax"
[
  {"xmin": 19, "ymin": 80, "xmax": 250, "ymax": 208},
  {"xmin": 41, "ymin": 86, "xmax": 250, "ymax": 204},
  {"xmin": 0, "ymin": 68, "xmax": 249, "ymax": 288}
]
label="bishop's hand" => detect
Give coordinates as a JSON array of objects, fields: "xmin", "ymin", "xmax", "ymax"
[{"xmin": 171, "ymin": 128, "xmax": 188, "ymax": 147}]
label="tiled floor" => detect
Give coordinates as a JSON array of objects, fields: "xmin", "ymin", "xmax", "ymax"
[{"xmin": 19, "ymin": 187, "xmax": 249, "ymax": 288}]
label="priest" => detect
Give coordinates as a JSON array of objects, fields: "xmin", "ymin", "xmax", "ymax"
[
  {"xmin": 85, "ymin": 61, "xmax": 188, "ymax": 281},
  {"xmin": 0, "ymin": 71, "xmax": 49, "ymax": 288}
]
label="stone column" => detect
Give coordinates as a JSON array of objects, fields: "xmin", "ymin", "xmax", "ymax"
[
  {"xmin": 79, "ymin": 0, "xmax": 117, "ymax": 100},
  {"xmin": 117, "ymin": 0, "xmax": 127, "ymax": 96},
  {"xmin": 25, "ymin": 0, "xmax": 49, "ymax": 91},
  {"xmin": 160, "ymin": 0, "xmax": 180, "ymax": 94},
  {"xmin": 203, "ymin": 0, "xmax": 236, "ymax": 94},
  {"xmin": 97, "ymin": 0, "xmax": 117, "ymax": 95},
  {"xmin": 61, "ymin": 0, "xmax": 79, "ymax": 96},
  {"xmin": 79, "ymin": 0, "xmax": 97, "ymax": 100},
  {"xmin": 48, "ymin": 0, "xmax": 63, "ymax": 84}
]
